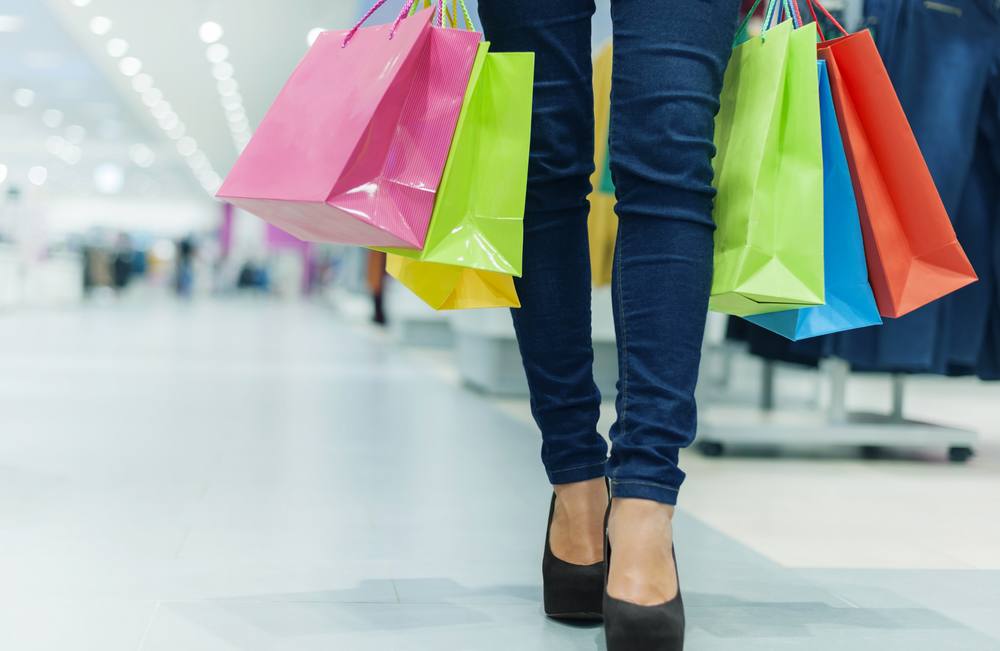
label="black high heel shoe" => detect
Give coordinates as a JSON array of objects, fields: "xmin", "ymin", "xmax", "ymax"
[
  {"xmin": 603, "ymin": 510, "xmax": 685, "ymax": 650},
  {"xmin": 542, "ymin": 491, "xmax": 606, "ymax": 620}
]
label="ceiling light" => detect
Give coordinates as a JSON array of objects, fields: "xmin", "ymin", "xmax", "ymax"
[
  {"xmin": 220, "ymin": 94, "xmax": 242, "ymax": 110},
  {"xmin": 28, "ymin": 166, "xmax": 48, "ymax": 186},
  {"xmin": 65, "ymin": 124, "xmax": 86, "ymax": 143},
  {"xmin": 177, "ymin": 137, "xmax": 197, "ymax": 156},
  {"xmin": 151, "ymin": 100, "xmax": 172, "ymax": 119},
  {"xmin": 45, "ymin": 135, "xmax": 68, "ymax": 155},
  {"xmin": 89, "ymin": 16, "xmax": 111, "ymax": 35},
  {"xmin": 141, "ymin": 88, "xmax": 163, "ymax": 107},
  {"xmin": 129, "ymin": 143, "xmax": 156, "ymax": 168},
  {"xmin": 211, "ymin": 61, "xmax": 233, "ymax": 81},
  {"xmin": 118, "ymin": 56, "xmax": 142, "ymax": 76},
  {"xmin": 216, "ymin": 78, "xmax": 238, "ymax": 96},
  {"xmin": 93, "ymin": 163, "xmax": 124, "ymax": 194},
  {"xmin": 42, "ymin": 109, "xmax": 64, "ymax": 128},
  {"xmin": 70, "ymin": 0, "xmax": 92, "ymax": 7},
  {"xmin": 226, "ymin": 108, "xmax": 246, "ymax": 122},
  {"xmin": 132, "ymin": 73, "xmax": 154, "ymax": 93},
  {"xmin": 166, "ymin": 124, "xmax": 186, "ymax": 140},
  {"xmin": 106, "ymin": 38, "xmax": 128, "ymax": 58},
  {"xmin": 157, "ymin": 112, "xmax": 179, "ymax": 128},
  {"xmin": 188, "ymin": 152, "xmax": 209, "ymax": 171},
  {"xmin": 0, "ymin": 15, "xmax": 25, "ymax": 32},
  {"xmin": 0, "ymin": 164, "xmax": 7, "ymax": 183},
  {"xmin": 205, "ymin": 43, "xmax": 228, "ymax": 63},
  {"xmin": 199, "ymin": 21, "xmax": 223, "ymax": 43},
  {"xmin": 12, "ymin": 88, "xmax": 35, "ymax": 108},
  {"xmin": 307, "ymin": 28, "xmax": 324, "ymax": 46},
  {"xmin": 62, "ymin": 146, "xmax": 82, "ymax": 165}
]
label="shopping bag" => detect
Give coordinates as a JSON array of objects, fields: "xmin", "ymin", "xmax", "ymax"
[
  {"xmin": 379, "ymin": 40, "xmax": 534, "ymax": 277},
  {"xmin": 216, "ymin": 3, "xmax": 480, "ymax": 249},
  {"xmin": 386, "ymin": 255, "xmax": 520, "ymax": 310},
  {"xmin": 710, "ymin": 14, "xmax": 825, "ymax": 317},
  {"xmin": 587, "ymin": 41, "xmax": 617, "ymax": 288},
  {"xmin": 746, "ymin": 61, "xmax": 882, "ymax": 340},
  {"xmin": 808, "ymin": 0, "xmax": 977, "ymax": 318}
]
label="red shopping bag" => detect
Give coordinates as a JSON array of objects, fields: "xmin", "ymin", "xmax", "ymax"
[
  {"xmin": 217, "ymin": 3, "xmax": 480, "ymax": 249},
  {"xmin": 808, "ymin": 1, "xmax": 976, "ymax": 318}
]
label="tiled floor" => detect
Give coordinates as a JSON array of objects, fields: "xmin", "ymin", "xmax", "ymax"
[{"xmin": 1, "ymin": 298, "xmax": 998, "ymax": 649}]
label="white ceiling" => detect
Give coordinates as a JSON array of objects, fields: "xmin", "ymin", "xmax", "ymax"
[{"xmin": 1, "ymin": 0, "xmax": 356, "ymax": 203}]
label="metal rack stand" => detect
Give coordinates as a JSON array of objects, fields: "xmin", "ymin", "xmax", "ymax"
[{"xmin": 698, "ymin": 358, "xmax": 978, "ymax": 463}]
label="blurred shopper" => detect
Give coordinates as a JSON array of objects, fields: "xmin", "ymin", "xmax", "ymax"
[
  {"xmin": 111, "ymin": 234, "xmax": 134, "ymax": 293},
  {"xmin": 479, "ymin": 1, "xmax": 740, "ymax": 647},
  {"xmin": 367, "ymin": 250, "xmax": 387, "ymax": 326},
  {"xmin": 175, "ymin": 237, "xmax": 196, "ymax": 298}
]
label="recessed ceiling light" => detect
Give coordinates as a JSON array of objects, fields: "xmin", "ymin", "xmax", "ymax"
[
  {"xmin": 28, "ymin": 166, "xmax": 48, "ymax": 186},
  {"xmin": 0, "ymin": 16, "xmax": 25, "ymax": 33},
  {"xmin": 307, "ymin": 28, "xmax": 324, "ymax": 46},
  {"xmin": 62, "ymin": 146, "xmax": 82, "ymax": 165},
  {"xmin": 166, "ymin": 124, "xmax": 186, "ymax": 140},
  {"xmin": 221, "ymin": 94, "xmax": 242, "ymax": 110},
  {"xmin": 205, "ymin": 43, "xmax": 228, "ymax": 63},
  {"xmin": 212, "ymin": 61, "xmax": 233, "ymax": 81},
  {"xmin": 129, "ymin": 143, "xmax": 156, "ymax": 168},
  {"xmin": 216, "ymin": 78, "xmax": 238, "ymax": 96},
  {"xmin": 12, "ymin": 87, "xmax": 35, "ymax": 107},
  {"xmin": 45, "ymin": 135, "xmax": 67, "ymax": 155},
  {"xmin": 151, "ymin": 101, "xmax": 172, "ymax": 119},
  {"xmin": 118, "ymin": 56, "xmax": 142, "ymax": 76},
  {"xmin": 199, "ymin": 21, "xmax": 223, "ymax": 44},
  {"xmin": 106, "ymin": 38, "xmax": 129, "ymax": 58},
  {"xmin": 94, "ymin": 163, "xmax": 124, "ymax": 194},
  {"xmin": 141, "ymin": 88, "xmax": 163, "ymax": 107},
  {"xmin": 132, "ymin": 73, "xmax": 154, "ymax": 93},
  {"xmin": 69, "ymin": 0, "xmax": 92, "ymax": 7},
  {"xmin": 42, "ymin": 108, "xmax": 64, "ymax": 128},
  {"xmin": 177, "ymin": 137, "xmax": 197, "ymax": 157},
  {"xmin": 65, "ymin": 125, "xmax": 86, "ymax": 143},
  {"xmin": 89, "ymin": 16, "xmax": 111, "ymax": 35}
]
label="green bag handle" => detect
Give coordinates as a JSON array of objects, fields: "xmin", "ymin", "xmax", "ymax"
[
  {"xmin": 733, "ymin": 0, "xmax": 800, "ymax": 47},
  {"xmin": 409, "ymin": 0, "xmax": 475, "ymax": 30}
]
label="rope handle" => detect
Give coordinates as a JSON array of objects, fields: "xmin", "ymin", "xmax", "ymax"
[
  {"xmin": 805, "ymin": 0, "xmax": 850, "ymax": 40},
  {"xmin": 410, "ymin": 0, "xmax": 474, "ymax": 30},
  {"xmin": 343, "ymin": 0, "xmax": 445, "ymax": 47}
]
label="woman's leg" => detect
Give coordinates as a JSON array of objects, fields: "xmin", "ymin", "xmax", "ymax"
[
  {"xmin": 478, "ymin": 0, "xmax": 609, "ymax": 563},
  {"xmin": 606, "ymin": 0, "xmax": 740, "ymax": 603}
]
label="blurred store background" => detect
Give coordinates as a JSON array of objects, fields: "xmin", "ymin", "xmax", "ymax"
[{"xmin": 2, "ymin": 1, "xmax": 1000, "ymax": 650}]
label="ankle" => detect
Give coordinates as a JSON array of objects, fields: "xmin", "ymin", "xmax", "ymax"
[{"xmin": 553, "ymin": 477, "xmax": 609, "ymax": 515}]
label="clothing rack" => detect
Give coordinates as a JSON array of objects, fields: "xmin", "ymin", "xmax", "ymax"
[{"xmin": 698, "ymin": 357, "xmax": 978, "ymax": 463}]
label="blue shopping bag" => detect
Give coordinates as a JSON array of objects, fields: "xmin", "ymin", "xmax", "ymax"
[{"xmin": 745, "ymin": 61, "xmax": 882, "ymax": 341}]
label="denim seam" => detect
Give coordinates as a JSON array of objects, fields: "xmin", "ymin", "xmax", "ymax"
[
  {"xmin": 610, "ymin": 478, "xmax": 680, "ymax": 494},
  {"xmin": 549, "ymin": 460, "xmax": 608, "ymax": 475},
  {"xmin": 615, "ymin": 224, "xmax": 629, "ymax": 444}
]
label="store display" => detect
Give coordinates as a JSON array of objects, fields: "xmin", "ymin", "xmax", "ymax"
[
  {"xmin": 710, "ymin": 3, "xmax": 825, "ymax": 317},
  {"xmin": 216, "ymin": 5, "xmax": 479, "ymax": 248}
]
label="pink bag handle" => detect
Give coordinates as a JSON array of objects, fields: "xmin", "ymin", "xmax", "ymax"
[{"xmin": 343, "ymin": 0, "xmax": 443, "ymax": 47}]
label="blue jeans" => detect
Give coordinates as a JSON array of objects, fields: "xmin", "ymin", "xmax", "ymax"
[{"xmin": 479, "ymin": 0, "xmax": 740, "ymax": 505}]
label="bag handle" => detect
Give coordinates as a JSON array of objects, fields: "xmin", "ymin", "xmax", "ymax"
[
  {"xmin": 805, "ymin": 0, "xmax": 850, "ymax": 41},
  {"xmin": 733, "ymin": 0, "xmax": 799, "ymax": 47},
  {"xmin": 409, "ymin": 0, "xmax": 475, "ymax": 30},
  {"xmin": 343, "ymin": 0, "xmax": 444, "ymax": 47}
]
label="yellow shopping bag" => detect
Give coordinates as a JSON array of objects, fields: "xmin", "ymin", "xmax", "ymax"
[
  {"xmin": 386, "ymin": 255, "xmax": 520, "ymax": 310},
  {"xmin": 588, "ymin": 41, "xmax": 617, "ymax": 288}
]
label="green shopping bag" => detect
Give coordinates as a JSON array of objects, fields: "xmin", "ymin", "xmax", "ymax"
[
  {"xmin": 380, "ymin": 39, "xmax": 534, "ymax": 277},
  {"xmin": 709, "ymin": 10, "xmax": 825, "ymax": 317}
]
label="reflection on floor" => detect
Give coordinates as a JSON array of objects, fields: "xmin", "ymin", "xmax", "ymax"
[{"xmin": 0, "ymin": 299, "xmax": 998, "ymax": 650}]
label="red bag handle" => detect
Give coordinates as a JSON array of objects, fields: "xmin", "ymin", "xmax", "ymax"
[{"xmin": 805, "ymin": 0, "xmax": 850, "ymax": 41}]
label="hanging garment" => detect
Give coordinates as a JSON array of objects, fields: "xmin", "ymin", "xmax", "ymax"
[{"xmin": 829, "ymin": 0, "xmax": 1000, "ymax": 373}]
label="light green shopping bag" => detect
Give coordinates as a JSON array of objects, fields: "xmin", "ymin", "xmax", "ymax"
[
  {"xmin": 709, "ymin": 13, "xmax": 825, "ymax": 317},
  {"xmin": 380, "ymin": 40, "xmax": 534, "ymax": 278}
]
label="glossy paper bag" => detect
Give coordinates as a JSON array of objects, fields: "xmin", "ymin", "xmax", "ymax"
[
  {"xmin": 710, "ymin": 19, "xmax": 825, "ymax": 317},
  {"xmin": 217, "ymin": 5, "xmax": 479, "ymax": 249},
  {"xmin": 811, "ymin": 1, "xmax": 977, "ymax": 318},
  {"xmin": 587, "ymin": 41, "xmax": 617, "ymax": 288},
  {"xmin": 386, "ymin": 255, "xmax": 520, "ymax": 310},
  {"xmin": 747, "ymin": 61, "xmax": 882, "ymax": 340},
  {"xmin": 380, "ymin": 42, "xmax": 534, "ymax": 277}
]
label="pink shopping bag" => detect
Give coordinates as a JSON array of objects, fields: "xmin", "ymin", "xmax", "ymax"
[{"xmin": 217, "ymin": 3, "xmax": 480, "ymax": 249}]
